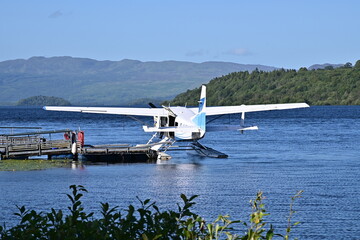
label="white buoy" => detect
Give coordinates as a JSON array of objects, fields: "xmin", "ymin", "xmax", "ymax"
[{"xmin": 71, "ymin": 142, "xmax": 77, "ymax": 155}]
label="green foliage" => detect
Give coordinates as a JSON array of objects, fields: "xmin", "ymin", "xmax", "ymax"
[
  {"xmin": 16, "ymin": 96, "xmax": 71, "ymax": 106},
  {"xmin": 355, "ymin": 60, "xmax": 360, "ymax": 69},
  {"xmin": 242, "ymin": 191, "xmax": 273, "ymax": 239},
  {"xmin": 0, "ymin": 185, "xmax": 303, "ymax": 240},
  {"xmin": 283, "ymin": 190, "xmax": 303, "ymax": 240},
  {"xmin": 169, "ymin": 64, "xmax": 360, "ymax": 106}
]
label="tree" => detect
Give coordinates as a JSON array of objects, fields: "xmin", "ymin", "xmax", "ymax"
[
  {"xmin": 355, "ymin": 60, "xmax": 360, "ymax": 69},
  {"xmin": 324, "ymin": 66, "xmax": 334, "ymax": 70},
  {"xmin": 343, "ymin": 62, "xmax": 353, "ymax": 68}
]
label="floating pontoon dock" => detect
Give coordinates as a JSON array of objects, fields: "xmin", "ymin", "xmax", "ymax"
[{"xmin": 79, "ymin": 144, "xmax": 158, "ymax": 162}]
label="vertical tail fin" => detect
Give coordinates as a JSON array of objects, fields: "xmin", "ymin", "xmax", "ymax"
[
  {"xmin": 192, "ymin": 85, "xmax": 206, "ymax": 134},
  {"xmin": 198, "ymin": 85, "xmax": 206, "ymax": 113}
]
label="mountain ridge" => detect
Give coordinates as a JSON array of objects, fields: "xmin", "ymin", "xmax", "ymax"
[{"xmin": 0, "ymin": 56, "xmax": 277, "ymax": 105}]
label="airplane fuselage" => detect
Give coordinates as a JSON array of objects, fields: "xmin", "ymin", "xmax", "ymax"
[{"xmin": 144, "ymin": 106, "xmax": 206, "ymax": 141}]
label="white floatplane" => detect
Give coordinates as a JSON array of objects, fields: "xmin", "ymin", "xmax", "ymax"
[{"xmin": 44, "ymin": 85, "xmax": 309, "ymax": 158}]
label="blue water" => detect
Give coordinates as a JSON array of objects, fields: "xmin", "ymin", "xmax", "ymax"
[{"xmin": 0, "ymin": 106, "xmax": 360, "ymax": 239}]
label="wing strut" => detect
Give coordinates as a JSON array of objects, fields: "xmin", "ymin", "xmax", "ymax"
[
  {"xmin": 127, "ymin": 115, "xmax": 150, "ymax": 127},
  {"xmin": 239, "ymin": 111, "xmax": 258, "ymax": 133}
]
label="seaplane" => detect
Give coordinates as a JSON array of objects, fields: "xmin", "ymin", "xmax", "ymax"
[{"xmin": 44, "ymin": 85, "xmax": 309, "ymax": 158}]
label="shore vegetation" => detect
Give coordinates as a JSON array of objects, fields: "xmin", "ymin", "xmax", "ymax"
[
  {"xmin": 0, "ymin": 185, "xmax": 303, "ymax": 240},
  {"xmin": 0, "ymin": 159, "xmax": 73, "ymax": 171}
]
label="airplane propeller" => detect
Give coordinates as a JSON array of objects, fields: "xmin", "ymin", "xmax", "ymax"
[{"xmin": 148, "ymin": 102, "xmax": 157, "ymax": 108}]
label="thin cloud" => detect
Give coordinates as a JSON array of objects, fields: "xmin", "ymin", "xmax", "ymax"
[
  {"xmin": 186, "ymin": 49, "xmax": 209, "ymax": 57},
  {"xmin": 49, "ymin": 10, "xmax": 63, "ymax": 19},
  {"xmin": 225, "ymin": 48, "xmax": 252, "ymax": 56}
]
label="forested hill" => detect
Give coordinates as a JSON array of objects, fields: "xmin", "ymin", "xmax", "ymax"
[{"xmin": 169, "ymin": 60, "xmax": 360, "ymax": 106}]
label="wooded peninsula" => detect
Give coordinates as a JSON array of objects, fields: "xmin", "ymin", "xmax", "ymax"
[
  {"xmin": 169, "ymin": 60, "xmax": 360, "ymax": 106},
  {"xmin": 16, "ymin": 96, "xmax": 71, "ymax": 106}
]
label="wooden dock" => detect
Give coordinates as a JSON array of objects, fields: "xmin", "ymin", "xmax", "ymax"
[
  {"xmin": 0, "ymin": 129, "xmax": 159, "ymax": 162},
  {"xmin": 0, "ymin": 129, "xmax": 74, "ymax": 160}
]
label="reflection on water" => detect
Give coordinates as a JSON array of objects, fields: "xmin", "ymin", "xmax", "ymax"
[
  {"xmin": 71, "ymin": 161, "xmax": 85, "ymax": 170},
  {"xmin": 1, "ymin": 106, "xmax": 360, "ymax": 239}
]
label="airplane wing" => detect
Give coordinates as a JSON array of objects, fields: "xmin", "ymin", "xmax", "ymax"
[
  {"xmin": 43, "ymin": 106, "xmax": 168, "ymax": 117},
  {"xmin": 192, "ymin": 103, "xmax": 309, "ymax": 116}
]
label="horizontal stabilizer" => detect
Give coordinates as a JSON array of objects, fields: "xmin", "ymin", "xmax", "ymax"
[
  {"xmin": 143, "ymin": 126, "xmax": 199, "ymax": 133},
  {"xmin": 206, "ymin": 125, "xmax": 258, "ymax": 132},
  {"xmin": 206, "ymin": 125, "xmax": 240, "ymax": 132}
]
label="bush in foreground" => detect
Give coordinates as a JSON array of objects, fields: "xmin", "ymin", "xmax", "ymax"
[{"xmin": 0, "ymin": 185, "xmax": 302, "ymax": 240}]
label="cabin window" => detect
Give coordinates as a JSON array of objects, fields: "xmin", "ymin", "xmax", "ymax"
[
  {"xmin": 160, "ymin": 117, "xmax": 167, "ymax": 127},
  {"xmin": 168, "ymin": 116, "xmax": 175, "ymax": 127}
]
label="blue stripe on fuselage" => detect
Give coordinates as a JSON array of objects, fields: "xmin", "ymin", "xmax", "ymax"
[{"xmin": 192, "ymin": 112, "xmax": 206, "ymax": 131}]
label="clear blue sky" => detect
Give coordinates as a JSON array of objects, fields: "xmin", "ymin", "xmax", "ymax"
[{"xmin": 1, "ymin": 0, "xmax": 359, "ymax": 69}]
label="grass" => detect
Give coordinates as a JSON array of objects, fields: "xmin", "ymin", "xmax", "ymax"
[{"xmin": 0, "ymin": 159, "xmax": 73, "ymax": 171}]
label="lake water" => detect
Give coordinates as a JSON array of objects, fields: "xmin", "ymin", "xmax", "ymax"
[{"xmin": 0, "ymin": 106, "xmax": 359, "ymax": 239}]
